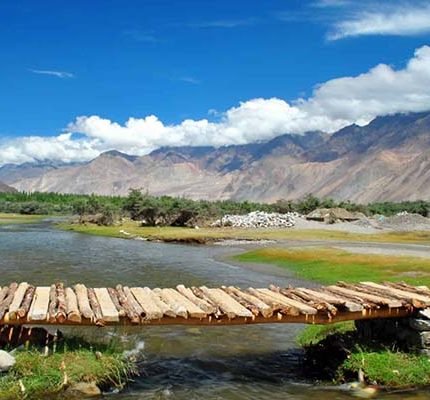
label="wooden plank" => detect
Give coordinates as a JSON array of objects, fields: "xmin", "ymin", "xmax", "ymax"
[
  {"xmin": 225, "ymin": 286, "xmax": 273, "ymax": 318},
  {"xmin": 94, "ymin": 288, "xmax": 119, "ymax": 322},
  {"xmin": 144, "ymin": 287, "xmax": 176, "ymax": 318},
  {"xmin": 17, "ymin": 286, "xmax": 35, "ymax": 318},
  {"xmin": 107, "ymin": 288, "xmax": 126, "ymax": 317},
  {"xmin": 326, "ymin": 285, "xmax": 403, "ymax": 308},
  {"xmin": 74, "ymin": 284, "xmax": 94, "ymax": 320},
  {"xmin": 176, "ymin": 285, "xmax": 216, "ymax": 314},
  {"xmin": 88, "ymin": 287, "xmax": 105, "ymax": 325},
  {"xmin": 297, "ymin": 288, "xmax": 363, "ymax": 312},
  {"xmin": 153, "ymin": 288, "xmax": 187, "ymax": 318},
  {"xmin": 163, "ymin": 288, "xmax": 207, "ymax": 319},
  {"xmin": 8, "ymin": 282, "xmax": 29, "ymax": 320},
  {"xmin": 248, "ymin": 288, "xmax": 300, "ymax": 316},
  {"xmin": 28, "ymin": 287, "xmax": 50, "ymax": 321},
  {"xmin": 258, "ymin": 289, "xmax": 317, "ymax": 315},
  {"xmin": 0, "ymin": 283, "xmax": 18, "ymax": 320},
  {"xmin": 360, "ymin": 282, "xmax": 430, "ymax": 307},
  {"xmin": 131, "ymin": 287, "xmax": 163, "ymax": 320},
  {"xmin": 65, "ymin": 288, "xmax": 82, "ymax": 323},
  {"xmin": 0, "ymin": 286, "xmax": 9, "ymax": 304},
  {"xmin": 200, "ymin": 287, "xmax": 253, "ymax": 319}
]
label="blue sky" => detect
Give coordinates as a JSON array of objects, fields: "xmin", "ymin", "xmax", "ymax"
[{"xmin": 1, "ymin": 0, "xmax": 430, "ymax": 164}]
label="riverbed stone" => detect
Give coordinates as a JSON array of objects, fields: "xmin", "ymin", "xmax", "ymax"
[
  {"xmin": 65, "ymin": 381, "xmax": 101, "ymax": 397},
  {"xmin": 409, "ymin": 318, "xmax": 430, "ymax": 331},
  {"xmin": 0, "ymin": 350, "xmax": 16, "ymax": 372}
]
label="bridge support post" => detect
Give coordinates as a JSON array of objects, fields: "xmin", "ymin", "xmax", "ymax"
[{"xmin": 355, "ymin": 309, "xmax": 430, "ymax": 356}]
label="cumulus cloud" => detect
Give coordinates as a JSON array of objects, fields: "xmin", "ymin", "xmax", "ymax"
[
  {"xmin": 328, "ymin": 3, "xmax": 430, "ymax": 40},
  {"xmin": 2, "ymin": 46, "xmax": 430, "ymax": 166}
]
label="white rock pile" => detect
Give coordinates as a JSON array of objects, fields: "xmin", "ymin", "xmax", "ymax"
[{"xmin": 211, "ymin": 211, "xmax": 298, "ymax": 228}]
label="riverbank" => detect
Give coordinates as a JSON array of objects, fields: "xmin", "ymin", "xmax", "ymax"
[
  {"xmin": 234, "ymin": 247, "xmax": 430, "ymax": 390},
  {"xmin": 0, "ymin": 213, "xmax": 45, "ymax": 225},
  {"xmin": 0, "ymin": 335, "xmax": 136, "ymax": 399},
  {"xmin": 59, "ymin": 220, "xmax": 430, "ymax": 245},
  {"xmin": 234, "ymin": 247, "xmax": 430, "ymax": 286}
]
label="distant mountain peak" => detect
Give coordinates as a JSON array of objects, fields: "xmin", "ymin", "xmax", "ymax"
[{"xmin": 99, "ymin": 150, "xmax": 138, "ymax": 162}]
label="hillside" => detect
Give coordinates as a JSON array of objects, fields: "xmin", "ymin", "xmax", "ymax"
[
  {"xmin": 3, "ymin": 111, "xmax": 430, "ymax": 202},
  {"xmin": 0, "ymin": 181, "xmax": 17, "ymax": 193}
]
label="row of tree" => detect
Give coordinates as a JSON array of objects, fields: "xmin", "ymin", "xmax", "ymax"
[{"xmin": 0, "ymin": 190, "xmax": 428, "ymax": 226}]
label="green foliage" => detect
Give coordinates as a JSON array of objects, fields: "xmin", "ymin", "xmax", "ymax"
[
  {"xmin": 297, "ymin": 322, "xmax": 356, "ymax": 347},
  {"xmin": 0, "ymin": 190, "xmax": 429, "ymax": 225}
]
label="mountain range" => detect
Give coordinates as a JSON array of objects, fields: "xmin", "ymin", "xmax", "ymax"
[{"xmin": 2, "ymin": 111, "xmax": 430, "ymax": 203}]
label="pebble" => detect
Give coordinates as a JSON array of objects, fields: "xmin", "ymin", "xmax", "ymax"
[{"xmin": 0, "ymin": 350, "xmax": 16, "ymax": 372}]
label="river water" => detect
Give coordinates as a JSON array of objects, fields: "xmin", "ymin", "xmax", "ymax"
[{"xmin": 0, "ymin": 221, "xmax": 428, "ymax": 399}]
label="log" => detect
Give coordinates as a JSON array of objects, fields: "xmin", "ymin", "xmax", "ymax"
[
  {"xmin": 115, "ymin": 285, "xmax": 140, "ymax": 324},
  {"xmin": 384, "ymin": 282, "xmax": 430, "ymax": 296},
  {"xmin": 222, "ymin": 287, "xmax": 262, "ymax": 317},
  {"xmin": 55, "ymin": 283, "xmax": 67, "ymax": 323},
  {"xmin": 131, "ymin": 288, "xmax": 164, "ymax": 320},
  {"xmin": 0, "ymin": 283, "xmax": 18, "ymax": 319},
  {"xmin": 0, "ymin": 286, "xmax": 9, "ymax": 304},
  {"xmin": 87, "ymin": 288, "xmax": 104, "ymax": 325},
  {"xmin": 288, "ymin": 288, "xmax": 338, "ymax": 316},
  {"xmin": 65, "ymin": 287, "xmax": 82, "ymax": 323},
  {"xmin": 94, "ymin": 288, "xmax": 119, "ymax": 322},
  {"xmin": 247, "ymin": 288, "xmax": 300, "ymax": 316},
  {"xmin": 226, "ymin": 286, "xmax": 274, "ymax": 318},
  {"xmin": 153, "ymin": 288, "xmax": 187, "ymax": 318},
  {"xmin": 17, "ymin": 286, "xmax": 35, "ymax": 318},
  {"xmin": 359, "ymin": 282, "xmax": 430, "ymax": 308},
  {"xmin": 27, "ymin": 287, "xmax": 50, "ymax": 321},
  {"xmin": 199, "ymin": 287, "xmax": 253, "ymax": 319},
  {"xmin": 295, "ymin": 288, "xmax": 363, "ymax": 312},
  {"xmin": 48, "ymin": 284, "xmax": 57, "ymax": 323},
  {"xmin": 74, "ymin": 284, "xmax": 94, "ymax": 320},
  {"xmin": 161, "ymin": 288, "xmax": 207, "ymax": 319},
  {"xmin": 143, "ymin": 287, "xmax": 176, "ymax": 318},
  {"xmin": 123, "ymin": 286, "xmax": 145, "ymax": 318},
  {"xmin": 107, "ymin": 288, "xmax": 126, "ymax": 317},
  {"xmin": 177, "ymin": 285, "xmax": 216, "ymax": 314},
  {"xmin": 262, "ymin": 288, "xmax": 317, "ymax": 315},
  {"xmin": 191, "ymin": 287, "xmax": 222, "ymax": 317},
  {"xmin": 8, "ymin": 282, "xmax": 29, "ymax": 320}
]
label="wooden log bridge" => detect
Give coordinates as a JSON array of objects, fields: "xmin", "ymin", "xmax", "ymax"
[{"xmin": 0, "ymin": 282, "xmax": 429, "ymax": 327}]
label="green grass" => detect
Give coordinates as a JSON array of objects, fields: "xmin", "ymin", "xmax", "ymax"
[
  {"xmin": 234, "ymin": 247, "xmax": 430, "ymax": 286},
  {"xmin": 297, "ymin": 322, "xmax": 356, "ymax": 347},
  {"xmin": 58, "ymin": 220, "xmax": 430, "ymax": 244},
  {"xmin": 342, "ymin": 350, "xmax": 430, "ymax": 387},
  {"xmin": 0, "ymin": 344, "xmax": 136, "ymax": 399},
  {"xmin": 0, "ymin": 213, "xmax": 45, "ymax": 225}
]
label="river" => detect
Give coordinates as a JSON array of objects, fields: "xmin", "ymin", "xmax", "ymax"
[{"xmin": 0, "ymin": 220, "xmax": 428, "ymax": 399}]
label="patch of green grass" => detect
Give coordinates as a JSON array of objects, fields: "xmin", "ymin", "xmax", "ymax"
[
  {"xmin": 0, "ymin": 213, "xmax": 45, "ymax": 225},
  {"xmin": 0, "ymin": 345, "xmax": 136, "ymax": 399},
  {"xmin": 297, "ymin": 322, "xmax": 356, "ymax": 347},
  {"xmin": 342, "ymin": 349, "xmax": 430, "ymax": 387},
  {"xmin": 58, "ymin": 220, "xmax": 430, "ymax": 244},
  {"xmin": 234, "ymin": 247, "xmax": 430, "ymax": 286}
]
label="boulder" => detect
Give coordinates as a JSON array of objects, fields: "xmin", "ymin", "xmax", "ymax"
[{"xmin": 0, "ymin": 350, "xmax": 16, "ymax": 372}]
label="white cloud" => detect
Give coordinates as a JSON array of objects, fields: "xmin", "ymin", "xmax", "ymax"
[
  {"xmin": 30, "ymin": 69, "xmax": 75, "ymax": 79},
  {"xmin": 329, "ymin": 3, "xmax": 430, "ymax": 40},
  {"xmin": 2, "ymin": 45, "xmax": 430, "ymax": 166}
]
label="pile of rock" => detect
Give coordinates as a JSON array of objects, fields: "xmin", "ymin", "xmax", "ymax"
[
  {"xmin": 211, "ymin": 211, "xmax": 298, "ymax": 228},
  {"xmin": 356, "ymin": 308, "xmax": 430, "ymax": 356}
]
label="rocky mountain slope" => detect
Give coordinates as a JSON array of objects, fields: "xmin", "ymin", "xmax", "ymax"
[
  {"xmin": 3, "ymin": 112, "xmax": 430, "ymax": 202},
  {"xmin": 0, "ymin": 181, "xmax": 17, "ymax": 193}
]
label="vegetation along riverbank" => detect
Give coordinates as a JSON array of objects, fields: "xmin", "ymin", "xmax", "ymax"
[
  {"xmin": 236, "ymin": 247, "xmax": 430, "ymax": 390},
  {"xmin": 0, "ymin": 213, "xmax": 45, "ymax": 225},
  {"xmin": 0, "ymin": 330, "xmax": 136, "ymax": 399}
]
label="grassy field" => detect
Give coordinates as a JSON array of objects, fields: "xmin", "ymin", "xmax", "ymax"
[
  {"xmin": 59, "ymin": 220, "xmax": 430, "ymax": 244},
  {"xmin": 0, "ymin": 213, "xmax": 45, "ymax": 225},
  {"xmin": 234, "ymin": 247, "xmax": 430, "ymax": 286}
]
